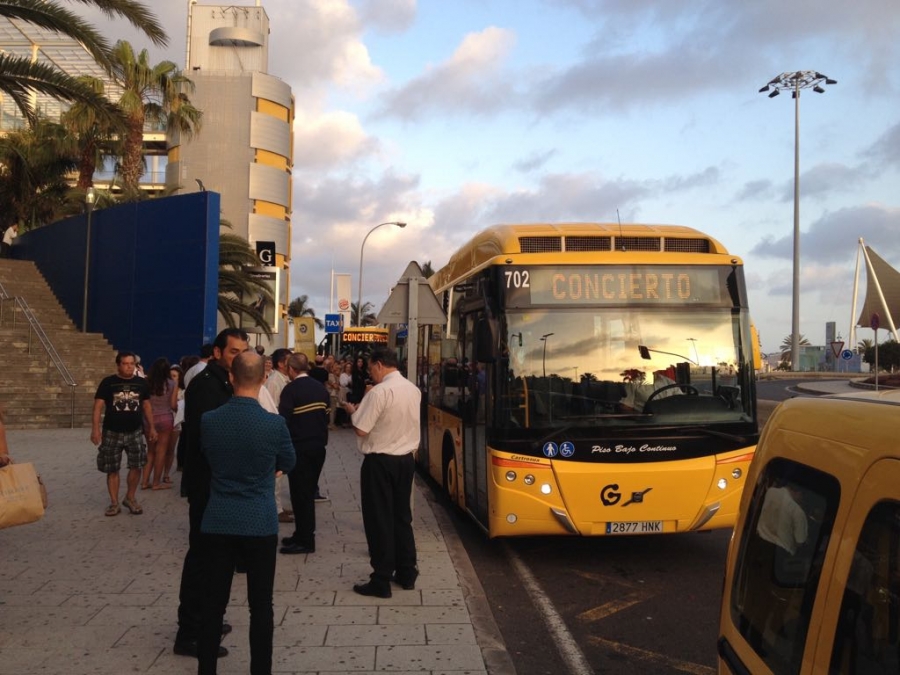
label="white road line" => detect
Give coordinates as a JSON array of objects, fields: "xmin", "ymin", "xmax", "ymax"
[{"xmin": 503, "ymin": 541, "xmax": 595, "ymax": 675}]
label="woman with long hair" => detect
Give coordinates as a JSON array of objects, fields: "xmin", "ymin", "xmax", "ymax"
[
  {"xmin": 141, "ymin": 358, "xmax": 178, "ymax": 490},
  {"xmin": 165, "ymin": 364, "xmax": 185, "ymax": 484},
  {"xmin": 350, "ymin": 355, "xmax": 368, "ymax": 404}
]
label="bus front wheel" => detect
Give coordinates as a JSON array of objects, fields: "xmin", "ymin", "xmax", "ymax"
[{"xmin": 442, "ymin": 443, "xmax": 458, "ymax": 505}]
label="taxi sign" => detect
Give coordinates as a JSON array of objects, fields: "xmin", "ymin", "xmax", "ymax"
[{"xmin": 324, "ymin": 314, "xmax": 342, "ymax": 334}]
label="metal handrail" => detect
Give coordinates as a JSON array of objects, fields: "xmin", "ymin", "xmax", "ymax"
[{"xmin": 0, "ymin": 282, "xmax": 78, "ymax": 428}]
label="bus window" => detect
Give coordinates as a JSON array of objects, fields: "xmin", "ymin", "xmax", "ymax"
[
  {"xmin": 730, "ymin": 458, "xmax": 840, "ymax": 674},
  {"xmin": 830, "ymin": 501, "xmax": 900, "ymax": 674}
]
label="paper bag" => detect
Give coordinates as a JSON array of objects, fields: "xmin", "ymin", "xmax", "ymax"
[{"xmin": 0, "ymin": 463, "xmax": 46, "ymax": 529}]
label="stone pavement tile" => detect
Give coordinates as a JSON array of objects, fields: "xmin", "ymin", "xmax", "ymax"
[
  {"xmin": 85, "ymin": 604, "xmax": 176, "ymax": 627},
  {"xmin": 0, "ymin": 605, "xmax": 100, "ymax": 628},
  {"xmin": 375, "ymin": 644, "xmax": 486, "ymax": 671},
  {"xmin": 271, "ymin": 645, "xmax": 376, "ymax": 671},
  {"xmin": 272, "ymin": 624, "xmax": 329, "ymax": 647},
  {"xmin": 335, "ymin": 589, "xmax": 423, "ymax": 607},
  {"xmin": 0, "ymin": 647, "xmax": 48, "ymax": 671},
  {"xmin": 0, "ymin": 592, "xmax": 70, "ymax": 607},
  {"xmin": 62, "ymin": 592, "xmax": 162, "ymax": 608},
  {"xmin": 282, "ymin": 606, "xmax": 377, "ymax": 626},
  {"xmin": 3, "ymin": 624, "xmax": 126, "ymax": 650},
  {"xmin": 415, "ymin": 539, "xmax": 449, "ymax": 552},
  {"xmin": 377, "ymin": 606, "xmax": 472, "ymax": 624},
  {"xmin": 274, "ymin": 590, "xmax": 338, "ymax": 607},
  {"xmin": 115, "ymin": 625, "xmax": 176, "ymax": 648},
  {"xmin": 425, "ymin": 624, "xmax": 478, "ymax": 645},
  {"xmin": 422, "ymin": 589, "xmax": 466, "ymax": 607},
  {"xmin": 325, "ymin": 624, "xmax": 425, "ymax": 647}
]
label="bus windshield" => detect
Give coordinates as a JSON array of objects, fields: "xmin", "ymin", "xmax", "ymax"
[{"xmin": 498, "ymin": 306, "xmax": 753, "ymax": 431}]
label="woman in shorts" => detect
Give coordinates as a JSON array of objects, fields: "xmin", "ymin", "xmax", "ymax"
[{"xmin": 141, "ymin": 358, "xmax": 177, "ymax": 490}]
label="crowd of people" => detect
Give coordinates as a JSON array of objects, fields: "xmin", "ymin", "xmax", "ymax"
[{"xmin": 86, "ymin": 331, "xmax": 421, "ymax": 675}]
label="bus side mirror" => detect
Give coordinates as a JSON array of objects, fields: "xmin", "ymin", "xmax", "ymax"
[{"xmin": 477, "ymin": 319, "xmax": 496, "ymax": 363}]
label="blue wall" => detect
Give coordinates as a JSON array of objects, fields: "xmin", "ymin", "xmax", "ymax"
[{"xmin": 16, "ymin": 192, "xmax": 220, "ymax": 365}]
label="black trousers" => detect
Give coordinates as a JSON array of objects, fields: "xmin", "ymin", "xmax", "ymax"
[
  {"xmin": 287, "ymin": 444, "xmax": 326, "ymax": 547},
  {"xmin": 175, "ymin": 498, "xmax": 205, "ymax": 643},
  {"xmin": 360, "ymin": 453, "xmax": 417, "ymax": 582},
  {"xmin": 197, "ymin": 533, "xmax": 277, "ymax": 675}
]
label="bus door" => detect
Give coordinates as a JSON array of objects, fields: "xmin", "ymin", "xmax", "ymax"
[{"xmin": 461, "ymin": 311, "xmax": 490, "ymax": 526}]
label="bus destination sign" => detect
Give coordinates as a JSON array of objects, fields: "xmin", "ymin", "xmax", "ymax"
[{"xmin": 502, "ymin": 265, "xmax": 732, "ymax": 308}]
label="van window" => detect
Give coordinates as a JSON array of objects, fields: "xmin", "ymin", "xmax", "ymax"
[
  {"xmin": 730, "ymin": 458, "xmax": 840, "ymax": 674},
  {"xmin": 829, "ymin": 500, "xmax": 900, "ymax": 674}
]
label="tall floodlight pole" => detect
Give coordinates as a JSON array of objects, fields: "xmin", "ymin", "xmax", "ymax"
[
  {"xmin": 759, "ymin": 71, "xmax": 836, "ymax": 371},
  {"xmin": 357, "ymin": 221, "xmax": 406, "ymax": 326},
  {"xmin": 540, "ymin": 333, "xmax": 554, "ymax": 377},
  {"xmin": 82, "ymin": 187, "xmax": 96, "ymax": 332}
]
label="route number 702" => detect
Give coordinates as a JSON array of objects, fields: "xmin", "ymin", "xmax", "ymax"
[{"xmin": 505, "ymin": 270, "xmax": 530, "ymax": 289}]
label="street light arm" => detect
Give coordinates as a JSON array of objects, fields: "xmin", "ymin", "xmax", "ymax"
[{"xmin": 356, "ymin": 220, "xmax": 407, "ymax": 326}]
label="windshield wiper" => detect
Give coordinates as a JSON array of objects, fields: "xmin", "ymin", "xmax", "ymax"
[{"xmin": 660, "ymin": 425, "xmax": 755, "ymax": 444}]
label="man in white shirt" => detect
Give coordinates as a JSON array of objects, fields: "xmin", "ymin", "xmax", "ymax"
[
  {"xmin": 343, "ymin": 347, "xmax": 420, "ymax": 598},
  {"xmin": 263, "ymin": 348, "xmax": 293, "ymax": 522},
  {"xmin": 184, "ymin": 344, "xmax": 214, "ymax": 387},
  {"xmin": 1, "ymin": 223, "xmax": 18, "ymax": 258}
]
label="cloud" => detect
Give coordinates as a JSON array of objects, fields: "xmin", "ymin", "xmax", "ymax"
[
  {"xmin": 512, "ymin": 150, "xmax": 557, "ymax": 173},
  {"xmin": 357, "ymin": 0, "xmax": 417, "ymax": 32},
  {"xmin": 374, "ymin": 26, "xmax": 518, "ymax": 120},
  {"xmin": 863, "ymin": 121, "xmax": 900, "ymax": 170},
  {"xmin": 735, "ymin": 180, "xmax": 773, "ymax": 202},
  {"xmin": 293, "ymin": 110, "xmax": 381, "ymax": 170},
  {"xmin": 750, "ymin": 204, "xmax": 900, "ymax": 264},
  {"xmin": 776, "ymin": 162, "xmax": 867, "ymax": 202}
]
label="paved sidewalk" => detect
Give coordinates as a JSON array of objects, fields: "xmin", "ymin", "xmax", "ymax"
[{"xmin": 0, "ymin": 426, "xmax": 513, "ymax": 675}]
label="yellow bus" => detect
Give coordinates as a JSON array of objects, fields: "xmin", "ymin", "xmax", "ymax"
[{"xmin": 416, "ymin": 223, "xmax": 759, "ymax": 537}]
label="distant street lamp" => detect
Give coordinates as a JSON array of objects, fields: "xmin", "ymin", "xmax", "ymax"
[
  {"xmin": 759, "ymin": 71, "xmax": 837, "ymax": 371},
  {"xmin": 356, "ymin": 221, "xmax": 406, "ymax": 326},
  {"xmin": 82, "ymin": 187, "xmax": 96, "ymax": 332},
  {"xmin": 540, "ymin": 333, "xmax": 554, "ymax": 377}
]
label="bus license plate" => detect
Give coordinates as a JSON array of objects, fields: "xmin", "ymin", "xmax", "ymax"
[{"xmin": 606, "ymin": 520, "xmax": 663, "ymax": 535}]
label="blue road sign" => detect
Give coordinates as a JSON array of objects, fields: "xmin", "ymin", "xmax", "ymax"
[
  {"xmin": 324, "ymin": 313, "xmax": 342, "ymax": 334},
  {"xmin": 396, "ymin": 323, "xmax": 408, "ymax": 339},
  {"xmin": 841, "ymin": 349, "xmax": 854, "ymax": 361}
]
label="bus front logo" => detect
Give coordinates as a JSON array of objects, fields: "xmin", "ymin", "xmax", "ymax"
[{"xmin": 600, "ymin": 484, "xmax": 621, "ymax": 506}]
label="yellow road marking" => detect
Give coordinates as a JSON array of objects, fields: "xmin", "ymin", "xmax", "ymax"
[
  {"xmin": 576, "ymin": 590, "xmax": 651, "ymax": 622},
  {"xmin": 589, "ymin": 636, "xmax": 716, "ymax": 675}
]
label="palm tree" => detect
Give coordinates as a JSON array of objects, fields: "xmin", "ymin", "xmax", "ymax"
[
  {"xmin": 218, "ymin": 225, "xmax": 274, "ymax": 337},
  {"xmin": 0, "ymin": 119, "xmax": 77, "ymax": 228},
  {"xmin": 287, "ymin": 295, "xmax": 324, "ymax": 329},
  {"xmin": 420, "ymin": 260, "xmax": 435, "ymax": 278},
  {"xmin": 857, "ymin": 338, "xmax": 873, "ymax": 355},
  {"xmin": 0, "ymin": 1, "xmax": 166, "ymax": 125},
  {"xmin": 61, "ymin": 77, "xmax": 124, "ymax": 189},
  {"xmin": 779, "ymin": 334, "xmax": 811, "ymax": 364},
  {"xmin": 107, "ymin": 40, "xmax": 202, "ymax": 196},
  {"xmin": 351, "ymin": 301, "xmax": 377, "ymax": 327}
]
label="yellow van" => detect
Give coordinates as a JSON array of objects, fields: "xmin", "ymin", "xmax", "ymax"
[{"xmin": 718, "ymin": 389, "xmax": 900, "ymax": 674}]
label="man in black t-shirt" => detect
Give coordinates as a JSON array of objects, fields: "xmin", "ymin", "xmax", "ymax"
[{"xmin": 92, "ymin": 351, "xmax": 155, "ymax": 517}]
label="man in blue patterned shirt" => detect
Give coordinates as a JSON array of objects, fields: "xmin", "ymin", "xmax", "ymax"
[{"xmin": 196, "ymin": 351, "xmax": 295, "ymax": 675}]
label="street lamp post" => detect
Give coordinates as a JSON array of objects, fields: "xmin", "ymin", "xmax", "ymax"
[
  {"xmin": 356, "ymin": 221, "xmax": 406, "ymax": 326},
  {"xmin": 540, "ymin": 333, "xmax": 554, "ymax": 377},
  {"xmin": 82, "ymin": 187, "xmax": 96, "ymax": 332},
  {"xmin": 759, "ymin": 71, "xmax": 836, "ymax": 371}
]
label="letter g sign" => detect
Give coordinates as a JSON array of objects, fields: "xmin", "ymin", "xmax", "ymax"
[
  {"xmin": 256, "ymin": 241, "xmax": 276, "ymax": 266},
  {"xmin": 600, "ymin": 484, "xmax": 621, "ymax": 506}
]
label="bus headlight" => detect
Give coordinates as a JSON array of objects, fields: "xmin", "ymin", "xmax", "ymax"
[
  {"xmin": 541, "ymin": 484, "xmax": 552, "ymax": 495},
  {"xmin": 717, "ymin": 478, "xmax": 728, "ymax": 490},
  {"xmin": 507, "ymin": 514, "xmax": 517, "ymax": 523},
  {"xmin": 523, "ymin": 474, "xmax": 535, "ymax": 485},
  {"xmin": 731, "ymin": 468, "xmax": 742, "ymax": 479},
  {"xmin": 505, "ymin": 471, "xmax": 517, "ymax": 482}
]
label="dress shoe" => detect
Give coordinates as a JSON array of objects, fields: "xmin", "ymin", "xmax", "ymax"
[
  {"xmin": 353, "ymin": 580, "xmax": 392, "ymax": 598},
  {"xmin": 314, "ymin": 491, "xmax": 329, "ymax": 502},
  {"xmin": 280, "ymin": 542, "xmax": 315, "ymax": 555},
  {"xmin": 281, "ymin": 535, "xmax": 296, "ymax": 546},
  {"xmin": 173, "ymin": 641, "xmax": 229, "ymax": 658},
  {"xmin": 278, "ymin": 510, "xmax": 294, "ymax": 523},
  {"xmin": 391, "ymin": 568, "xmax": 419, "ymax": 590},
  {"xmin": 221, "ymin": 623, "xmax": 232, "ymax": 636}
]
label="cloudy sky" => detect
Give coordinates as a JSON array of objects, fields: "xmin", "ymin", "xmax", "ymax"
[{"xmin": 93, "ymin": 0, "xmax": 900, "ymax": 354}]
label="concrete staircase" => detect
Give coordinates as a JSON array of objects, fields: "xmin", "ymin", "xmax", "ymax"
[{"xmin": 0, "ymin": 259, "xmax": 117, "ymax": 429}]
